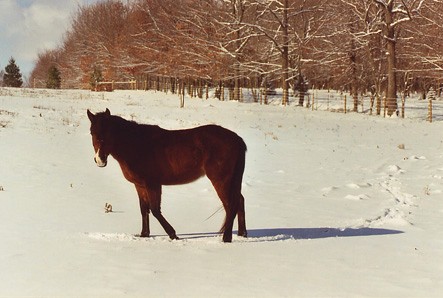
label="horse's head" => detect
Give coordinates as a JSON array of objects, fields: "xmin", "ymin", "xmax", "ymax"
[{"xmin": 87, "ymin": 108, "xmax": 113, "ymax": 167}]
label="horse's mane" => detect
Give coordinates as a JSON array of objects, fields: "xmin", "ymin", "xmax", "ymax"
[{"xmin": 108, "ymin": 114, "xmax": 165, "ymax": 141}]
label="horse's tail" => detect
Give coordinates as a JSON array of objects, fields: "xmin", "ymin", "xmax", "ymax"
[
  {"xmin": 220, "ymin": 137, "xmax": 247, "ymax": 234},
  {"xmin": 231, "ymin": 138, "xmax": 246, "ymax": 198}
]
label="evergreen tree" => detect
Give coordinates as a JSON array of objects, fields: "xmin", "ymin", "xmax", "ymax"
[
  {"xmin": 46, "ymin": 65, "xmax": 61, "ymax": 89},
  {"xmin": 90, "ymin": 65, "xmax": 103, "ymax": 89},
  {"xmin": 3, "ymin": 57, "xmax": 23, "ymax": 87}
]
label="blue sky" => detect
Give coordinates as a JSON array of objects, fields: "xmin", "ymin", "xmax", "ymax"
[{"xmin": 0, "ymin": 0, "xmax": 100, "ymax": 80}]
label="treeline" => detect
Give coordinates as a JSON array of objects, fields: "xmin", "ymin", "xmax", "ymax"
[{"xmin": 30, "ymin": 0, "xmax": 443, "ymax": 115}]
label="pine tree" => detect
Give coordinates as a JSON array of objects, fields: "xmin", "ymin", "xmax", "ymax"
[
  {"xmin": 46, "ymin": 65, "xmax": 61, "ymax": 89},
  {"xmin": 90, "ymin": 65, "xmax": 103, "ymax": 89},
  {"xmin": 3, "ymin": 57, "xmax": 23, "ymax": 87}
]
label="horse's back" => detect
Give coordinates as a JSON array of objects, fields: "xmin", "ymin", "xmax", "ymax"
[{"xmin": 193, "ymin": 124, "xmax": 246, "ymax": 152}]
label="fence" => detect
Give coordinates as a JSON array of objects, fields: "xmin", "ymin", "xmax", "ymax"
[
  {"xmin": 90, "ymin": 80, "xmax": 443, "ymax": 122},
  {"xmin": 94, "ymin": 80, "xmax": 137, "ymax": 91},
  {"xmin": 301, "ymin": 90, "xmax": 443, "ymax": 122}
]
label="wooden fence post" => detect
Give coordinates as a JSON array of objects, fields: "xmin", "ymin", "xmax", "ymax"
[
  {"xmin": 344, "ymin": 95, "xmax": 347, "ymax": 114},
  {"xmin": 361, "ymin": 95, "xmax": 364, "ymax": 113},
  {"xmin": 327, "ymin": 90, "xmax": 330, "ymax": 111},
  {"xmin": 283, "ymin": 88, "xmax": 288, "ymax": 106},
  {"xmin": 428, "ymin": 99, "xmax": 433, "ymax": 123},
  {"xmin": 312, "ymin": 92, "xmax": 315, "ymax": 111},
  {"xmin": 401, "ymin": 94, "xmax": 405, "ymax": 118}
]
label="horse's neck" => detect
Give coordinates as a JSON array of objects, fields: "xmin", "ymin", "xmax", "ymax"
[
  {"xmin": 109, "ymin": 119, "xmax": 162, "ymax": 160},
  {"xmin": 109, "ymin": 118, "xmax": 137, "ymax": 158}
]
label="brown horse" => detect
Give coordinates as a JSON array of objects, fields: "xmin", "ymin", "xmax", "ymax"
[{"xmin": 87, "ymin": 109, "xmax": 247, "ymax": 242}]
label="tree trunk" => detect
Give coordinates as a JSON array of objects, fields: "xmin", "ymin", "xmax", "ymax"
[
  {"xmin": 281, "ymin": 0, "xmax": 289, "ymax": 106},
  {"xmin": 298, "ymin": 73, "xmax": 305, "ymax": 106},
  {"xmin": 385, "ymin": 2, "xmax": 398, "ymax": 116},
  {"xmin": 350, "ymin": 18, "xmax": 358, "ymax": 112},
  {"xmin": 234, "ymin": 71, "xmax": 240, "ymax": 101}
]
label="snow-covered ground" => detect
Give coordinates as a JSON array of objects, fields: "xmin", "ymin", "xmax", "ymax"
[{"xmin": 1, "ymin": 88, "xmax": 443, "ymax": 297}]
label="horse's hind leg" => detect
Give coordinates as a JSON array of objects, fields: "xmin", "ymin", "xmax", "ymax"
[
  {"xmin": 237, "ymin": 193, "xmax": 247, "ymax": 238},
  {"xmin": 211, "ymin": 181, "xmax": 238, "ymax": 243},
  {"xmin": 147, "ymin": 185, "xmax": 179, "ymax": 240},
  {"xmin": 221, "ymin": 202, "xmax": 237, "ymax": 243}
]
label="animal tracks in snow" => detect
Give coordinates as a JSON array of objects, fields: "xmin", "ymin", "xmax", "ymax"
[
  {"xmin": 321, "ymin": 182, "xmax": 374, "ymax": 201},
  {"xmin": 346, "ymin": 182, "xmax": 373, "ymax": 189},
  {"xmin": 404, "ymin": 155, "xmax": 427, "ymax": 161},
  {"xmin": 345, "ymin": 194, "xmax": 371, "ymax": 201},
  {"xmin": 387, "ymin": 164, "xmax": 405, "ymax": 174},
  {"xmin": 322, "ymin": 155, "xmax": 436, "ymax": 228},
  {"xmin": 363, "ymin": 154, "xmax": 443, "ymax": 227}
]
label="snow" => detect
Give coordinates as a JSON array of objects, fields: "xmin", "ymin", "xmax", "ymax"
[{"xmin": 1, "ymin": 88, "xmax": 443, "ymax": 297}]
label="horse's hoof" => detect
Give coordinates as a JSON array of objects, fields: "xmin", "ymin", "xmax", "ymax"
[
  {"xmin": 139, "ymin": 233, "xmax": 150, "ymax": 238},
  {"xmin": 238, "ymin": 231, "xmax": 248, "ymax": 238},
  {"xmin": 170, "ymin": 235, "xmax": 179, "ymax": 240},
  {"xmin": 222, "ymin": 235, "xmax": 232, "ymax": 243}
]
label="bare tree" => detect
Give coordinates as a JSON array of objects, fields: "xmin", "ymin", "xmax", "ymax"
[
  {"xmin": 215, "ymin": 0, "xmax": 259, "ymax": 100},
  {"xmin": 371, "ymin": 0, "xmax": 424, "ymax": 115},
  {"xmin": 30, "ymin": 0, "xmax": 443, "ymax": 108}
]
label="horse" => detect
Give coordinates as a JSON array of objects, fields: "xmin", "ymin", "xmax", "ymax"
[{"xmin": 87, "ymin": 109, "xmax": 247, "ymax": 243}]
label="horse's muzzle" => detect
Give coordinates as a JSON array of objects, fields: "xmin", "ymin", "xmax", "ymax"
[
  {"xmin": 94, "ymin": 157, "xmax": 107, "ymax": 167},
  {"xmin": 94, "ymin": 150, "xmax": 107, "ymax": 167}
]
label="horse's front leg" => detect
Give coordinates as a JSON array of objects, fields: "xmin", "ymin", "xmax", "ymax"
[
  {"xmin": 146, "ymin": 184, "xmax": 179, "ymax": 240},
  {"xmin": 135, "ymin": 185, "xmax": 150, "ymax": 237}
]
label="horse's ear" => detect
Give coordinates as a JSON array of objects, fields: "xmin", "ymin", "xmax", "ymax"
[
  {"xmin": 105, "ymin": 108, "xmax": 111, "ymax": 116},
  {"xmin": 87, "ymin": 109, "xmax": 94, "ymax": 122}
]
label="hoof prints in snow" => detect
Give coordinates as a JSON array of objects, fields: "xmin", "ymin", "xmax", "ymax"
[
  {"xmin": 345, "ymin": 194, "xmax": 370, "ymax": 201},
  {"xmin": 84, "ymin": 232, "xmax": 295, "ymax": 243},
  {"xmin": 364, "ymin": 164, "xmax": 419, "ymax": 227},
  {"xmin": 323, "ymin": 162, "xmax": 422, "ymax": 228}
]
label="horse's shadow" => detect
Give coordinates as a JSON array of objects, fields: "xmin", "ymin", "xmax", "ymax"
[
  {"xmin": 178, "ymin": 227, "xmax": 403, "ymax": 242},
  {"xmin": 247, "ymin": 227, "xmax": 403, "ymax": 241}
]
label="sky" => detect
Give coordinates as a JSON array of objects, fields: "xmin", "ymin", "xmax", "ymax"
[{"xmin": 0, "ymin": 0, "xmax": 100, "ymax": 80}]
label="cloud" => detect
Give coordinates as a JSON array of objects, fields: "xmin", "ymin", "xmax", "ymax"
[{"xmin": 0, "ymin": 0, "xmax": 97, "ymax": 78}]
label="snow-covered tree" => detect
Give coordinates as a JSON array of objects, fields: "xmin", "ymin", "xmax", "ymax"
[{"xmin": 28, "ymin": 0, "xmax": 443, "ymax": 109}]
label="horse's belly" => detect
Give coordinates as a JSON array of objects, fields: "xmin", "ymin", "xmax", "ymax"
[
  {"xmin": 162, "ymin": 167, "xmax": 205, "ymax": 185},
  {"xmin": 162, "ymin": 147, "xmax": 205, "ymax": 184}
]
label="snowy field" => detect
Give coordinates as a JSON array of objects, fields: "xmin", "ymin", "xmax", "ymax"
[{"xmin": 1, "ymin": 87, "xmax": 443, "ymax": 297}]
